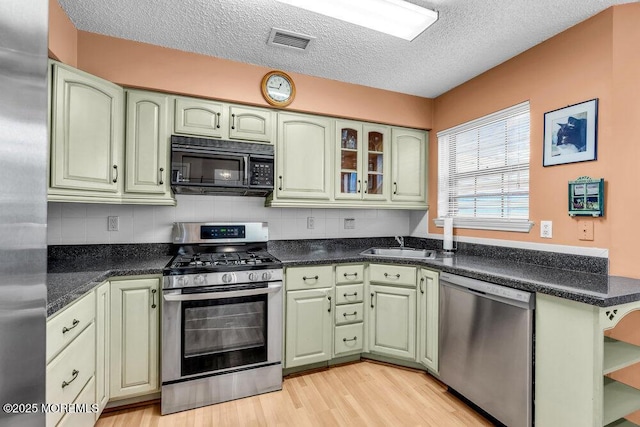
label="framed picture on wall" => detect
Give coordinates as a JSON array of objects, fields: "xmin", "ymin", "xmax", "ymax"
[{"xmin": 543, "ymin": 98, "xmax": 598, "ymax": 166}]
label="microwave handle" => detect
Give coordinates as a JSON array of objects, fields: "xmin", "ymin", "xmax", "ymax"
[{"xmin": 244, "ymin": 155, "xmax": 249, "ymax": 185}]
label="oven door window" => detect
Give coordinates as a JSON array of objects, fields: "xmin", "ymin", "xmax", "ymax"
[{"xmin": 181, "ymin": 294, "xmax": 267, "ymax": 376}]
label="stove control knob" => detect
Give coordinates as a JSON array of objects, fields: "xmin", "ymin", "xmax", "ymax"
[
  {"xmin": 262, "ymin": 271, "xmax": 272, "ymax": 281},
  {"xmin": 248, "ymin": 272, "xmax": 259, "ymax": 282},
  {"xmin": 176, "ymin": 276, "xmax": 189, "ymax": 287},
  {"xmin": 222, "ymin": 273, "xmax": 233, "ymax": 284},
  {"xmin": 194, "ymin": 275, "xmax": 206, "ymax": 286}
]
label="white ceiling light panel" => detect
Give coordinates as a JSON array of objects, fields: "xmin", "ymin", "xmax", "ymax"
[{"xmin": 275, "ymin": 0, "xmax": 438, "ymax": 41}]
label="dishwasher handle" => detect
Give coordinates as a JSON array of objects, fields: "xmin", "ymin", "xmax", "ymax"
[{"xmin": 440, "ymin": 273, "xmax": 534, "ymax": 310}]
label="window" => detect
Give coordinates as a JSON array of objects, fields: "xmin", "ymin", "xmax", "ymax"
[{"xmin": 436, "ymin": 101, "xmax": 533, "ymax": 232}]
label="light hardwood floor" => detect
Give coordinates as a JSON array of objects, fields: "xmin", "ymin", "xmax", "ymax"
[{"xmin": 97, "ymin": 361, "xmax": 493, "ymax": 426}]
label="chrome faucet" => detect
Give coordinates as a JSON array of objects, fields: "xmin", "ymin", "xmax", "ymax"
[{"xmin": 395, "ymin": 236, "xmax": 404, "ymax": 248}]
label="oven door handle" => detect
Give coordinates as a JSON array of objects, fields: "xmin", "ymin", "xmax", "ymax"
[{"xmin": 163, "ymin": 282, "xmax": 282, "ymax": 301}]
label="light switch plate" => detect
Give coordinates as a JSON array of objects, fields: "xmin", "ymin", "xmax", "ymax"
[{"xmin": 578, "ymin": 220, "xmax": 594, "ymax": 241}]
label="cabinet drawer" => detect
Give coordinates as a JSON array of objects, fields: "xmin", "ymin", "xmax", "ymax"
[
  {"xmin": 286, "ymin": 265, "xmax": 333, "ymax": 291},
  {"xmin": 369, "ymin": 264, "xmax": 416, "ymax": 287},
  {"xmin": 56, "ymin": 376, "xmax": 96, "ymax": 427},
  {"xmin": 335, "ymin": 303, "xmax": 364, "ymax": 325},
  {"xmin": 335, "ymin": 264, "xmax": 364, "ymax": 284},
  {"xmin": 336, "ymin": 283, "xmax": 364, "ymax": 305},
  {"xmin": 47, "ymin": 291, "xmax": 95, "ymax": 362},
  {"xmin": 334, "ymin": 323, "xmax": 364, "ymax": 356},
  {"xmin": 46, "ymin": 322, "xmax": 96, "ymax": 427}
]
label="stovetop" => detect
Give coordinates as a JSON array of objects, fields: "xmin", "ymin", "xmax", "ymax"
[
  {"xmin": 169, "ymin": 251, "xmax": 277, "ymax": 268},
  {"xmin": 164, "ymin": 248, "xmax": 281, "ymax": 276}
]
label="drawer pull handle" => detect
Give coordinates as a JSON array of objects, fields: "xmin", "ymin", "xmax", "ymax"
[
  {"xmin": 343, "ymin": 272, "xmax": 358, "ymax": 278},
  {"xmin": 420, "ymin": 277, "xmax": 425, "ymax": 294},
  {"xmin": 215, "ymin": 112, "xmax": 221, "ymax": 129},
  {"xmin": 278, "ymin": 176, "xmax": 283, "ymax": 191},
  {"xmin": 303, "ymin": 275, "xmax": 319, "ymax": 281},
  {"xmin": 231, "ymin": 113, "xmax": 236, "ymax": 130},
  {"xmin": 343, "ymin": 337, "xmax": 357, "ymax": 343},
  {"xmin": 151, "ymin": 289, "xmax": 157, "ymax": 309},
  {"xmin": 371, "ymin": 292, "xmax": 375, "ymax": 308},
  {"xmin": 343, "ymin": 291, "xmax": 358, "ymax": 298},
  {"xmin": 384, "ymin": 273, "xmax": 401, "ymax": 279},
  {"xmin": 159, "ymin": 167, "xmax": 164, "ymax": 185},
  {"xmin": 327, "ymin": 295, "xmax": 332, "ymax": 312},
  {"xmin": 343, "ymin": 311, "xmax": 358, "ymax": 318},
  {"xmin": 112, "ymin": 165, "xmax": 118, "ymax": 183},
  {"xmin": 393, "ymin": 182, "xmax": 398, "ymax": 195},
  {"xmin": 61, "ymin": 369, "xmax": 79, "ymax": 389},
  {"xmin": 62, "ymin": 319, "xmax": 80, "ymax": 334}
]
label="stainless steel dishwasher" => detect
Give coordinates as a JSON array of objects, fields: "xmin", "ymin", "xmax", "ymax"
[{"xmin": 439, "ymin": 273, "xmax": 534, "ymax": 427}]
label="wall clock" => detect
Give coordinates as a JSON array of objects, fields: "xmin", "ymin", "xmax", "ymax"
[{"xmin": 261, "ymin": 71, "xmax": 296, "ymax": 107}]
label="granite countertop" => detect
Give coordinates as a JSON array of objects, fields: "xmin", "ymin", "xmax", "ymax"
[
  {"xmin": 47, "ymin": 238, "xmax": 640, "ymax": 316},
  {"xmin": 267, "ymin": 239, "xmax": 640, "ymax": 308},
  {"xmin": 47, "ymin": 255, "xmax": 172, "ymax": 317}
]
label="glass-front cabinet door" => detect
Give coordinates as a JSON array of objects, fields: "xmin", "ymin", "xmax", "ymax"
[{"xmin": 335, "ymin": 120, "xmax": 389, "ymax": 201}]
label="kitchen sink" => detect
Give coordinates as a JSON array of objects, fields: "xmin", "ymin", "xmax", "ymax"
[{"xmin": 359, "ymin": 247, "xmax": 437, "ymax": 260}]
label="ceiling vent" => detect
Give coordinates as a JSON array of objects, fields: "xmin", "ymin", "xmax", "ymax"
[{"xmin": 268, "ymin": 28, "xmax": 315, "ymax": 51}]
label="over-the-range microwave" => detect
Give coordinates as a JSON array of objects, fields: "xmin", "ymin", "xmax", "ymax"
[{"xmin": 170, "ymin": 135, "xmax": 274, "ymax": 196}]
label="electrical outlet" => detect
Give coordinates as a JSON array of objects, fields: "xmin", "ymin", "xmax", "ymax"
[
  {"xmin": 540, "ymin": 220, "xmax": 552, "ymax": 239},
  {"xmin": 307, "ymin": 216, "xmax": 315, "ymax": 229},
  {"xmin": 108, "ymin": 216, "xmax": 119, "ymax": 231},
  {"xmin": 344, "ymin": 218, "xmax": 355, "ymax": 229}
]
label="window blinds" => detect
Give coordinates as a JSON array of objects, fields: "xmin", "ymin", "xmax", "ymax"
[{"xmin": 437, "ymin": 102, "xmax": 530, "ymax": 229}]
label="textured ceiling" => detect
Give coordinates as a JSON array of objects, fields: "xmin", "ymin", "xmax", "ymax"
[{"xmin": 57, "ymin": 0, "xmax": 636, "ymax": 98}]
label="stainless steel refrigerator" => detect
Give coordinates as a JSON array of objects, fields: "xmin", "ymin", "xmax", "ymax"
[{"xmin": 0, "ymin": 0, "xmax": 48, "ymax": 426}]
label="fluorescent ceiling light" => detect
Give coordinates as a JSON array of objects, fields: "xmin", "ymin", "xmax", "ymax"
[{"xmin": 276, "ymin": 0, "xmax": 438, "ymax": 41}]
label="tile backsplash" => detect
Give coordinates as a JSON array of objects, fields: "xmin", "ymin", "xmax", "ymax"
[{"xmin": 47, "ymin": 195, "xmax": 420, "ymax": 245}]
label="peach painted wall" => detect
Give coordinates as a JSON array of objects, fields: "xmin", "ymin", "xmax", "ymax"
[
  {"xmin": 48, "ymin": 0, "xmax": 77, "ymax": 66},
  {"xmin": 73, "ymin": 31, "xmax": 432, "ymax": 128},
  {"xmin": 608, "ymin": 4, "xmax": 640, "ymax": 279},
  {"xmin": 431, "ymin": 9, "xmax": 619, "ymax": 262}
]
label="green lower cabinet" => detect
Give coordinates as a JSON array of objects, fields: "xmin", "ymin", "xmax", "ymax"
[
  {"xmin": 368, "ymin": 284, "xmax": 416, "ymax": 360},
  {"xmin": 285, "ymin": 288, "xmax": 334, "ymax": 368},
  {"xmin": 417, "ymin": 269, "xmax": 439, "ymax": 373}
]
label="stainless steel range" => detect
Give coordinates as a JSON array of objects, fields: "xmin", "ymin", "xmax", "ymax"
[{"xmin": 161, "ymin": 222, "xmax": 283, "ymax": 415}]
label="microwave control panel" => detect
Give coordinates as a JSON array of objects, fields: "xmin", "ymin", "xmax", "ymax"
[{"xmin": 250, "ymin": 161, "xmax": 274, "ymax": 187}]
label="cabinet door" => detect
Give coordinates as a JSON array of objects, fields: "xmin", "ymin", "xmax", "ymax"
[
  {"xmin": 174, "ymin": 97, "xmax": 224, "ymax": 138},
  {"xmin": 363, "ymin": 124, "xmax": 389, "ymax": 201},
  {"xmin": 125, "ymin": 90, "xmax": 170, "ymax": 195},
  {"xmin": 391, "ymin": 128, "xmax": 427, "ymax": 202},
  {"xmin": 335, "ymin": 120, "xmax": 363, "ymax": 200},
  {"xmin": 276, "ymin": 113, "xmax": 332, "ymax": 200},
  {"xmin": 285, "ymin": 288, "xmax": 333, "ymax": 368},
  {"xmin": 110, "ymin": 278, "xmax": 160, "ymax": 399},
  {"xmin": 417, "ymin": 269, "xmax": 439, "ymax": 372},
  {"xmin": 229, "ymin": 105, "xmax": 274, "ymax": 143},
  {"xmin": 95, "ymin": 282, "xmax": 109, "ymax": 418},
  {"xmin": 368, "ymin": 284, "xmax": 416, "ymax": 360},
  {"xmin": 50, "ymin": 63, "xmax": 123, "ymax": 192}
]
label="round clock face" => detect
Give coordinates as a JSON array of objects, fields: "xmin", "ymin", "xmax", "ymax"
[{"xmin": 261, "ymin": 71, "xmax": 295, "ymax": 107}]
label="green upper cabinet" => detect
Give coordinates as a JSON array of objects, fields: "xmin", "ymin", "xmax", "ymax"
[
  {"xmin": 125, "ymin": 90, "xmax": 171, "ymax": 197},
  {"xmin": 334, "ymin": 120, "xmax": 389, "ymax": 202},
  {"xmin": 275, "ymin": 112, "xmax": 333, "ymax": 200},
  {"xmin": 391, "ymin": 127, "xmax": 427, "ymax": 203},
  {"xmin": 50, "ymin": 62, "xmax": 123, "ymax": 195},
  {"xmin": 174, "ymin": 97, "xmax": 224, "ymax": 138},
  {"xmin": 229, "ymin": 105, "xmax": 274, "ymax": 143}
]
